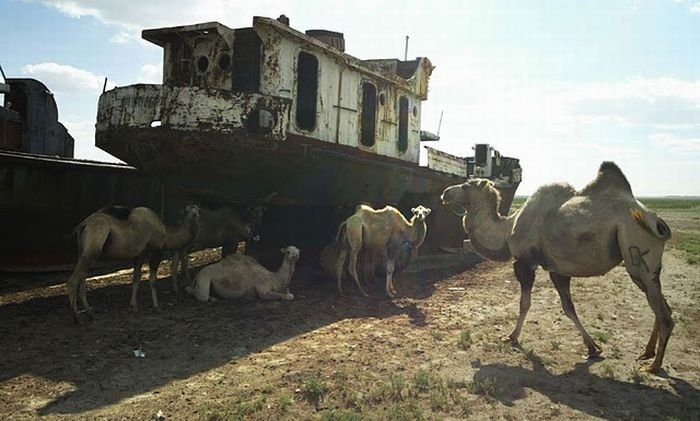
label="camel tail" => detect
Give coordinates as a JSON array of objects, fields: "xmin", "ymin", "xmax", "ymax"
[
  {"xmin": 630, "ymin": 208, "xmax": 672, "ymax": 241},
  {"xmin": 334, "ymin": 221, "xmax": 348, "ymax": 243}
]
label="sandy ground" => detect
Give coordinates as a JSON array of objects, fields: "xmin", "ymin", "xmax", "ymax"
[{"xmin": 0, "ymin": 210, "xmax": 698, "ymax": 420}]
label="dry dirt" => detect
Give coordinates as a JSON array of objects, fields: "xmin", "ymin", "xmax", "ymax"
[{"xmin": 1, "ymin": 210, "xmax": 699, "ymax": 420}]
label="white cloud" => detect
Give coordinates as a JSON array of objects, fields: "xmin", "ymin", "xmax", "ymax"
[
  {"xmin": 21, "ymin": 62, "xmax": 116, "ymax": 94},
  {"xmin": 691, "ymin": 2, "xmax": 700, "ymax": 13},
  {"xmin": 649, "ymin": 133, "xmax": 700, "ymax": 152},
  {"xmin": 138, "ymin": 64, "xmax": 161, "ymax": 84},
  {"xmin": 30, "ymin": 0, "xmax": 288, "ymax": 43}
]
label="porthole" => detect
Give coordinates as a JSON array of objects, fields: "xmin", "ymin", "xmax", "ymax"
[
  {"xmin": 196, "ymin": 56, "xmax": 209, "ymax": 73},
  {"xmin": 412, "ymin": 105, "xmax": 418, "ymax": 117},
  {"xmin": 379, "ymin": 93, "xmax": 386, "ymax": 106},
  {"xmin": 218, "ymin": 54, "xmax": 231, "ymax": 70}
]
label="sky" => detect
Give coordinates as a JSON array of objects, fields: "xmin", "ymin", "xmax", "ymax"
[{"xmin": 1, "ymin": 0, "xmax": 699, "ymax": 196}]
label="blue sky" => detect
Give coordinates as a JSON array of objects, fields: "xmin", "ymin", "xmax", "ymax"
[{"xmin": 2, "ymin": 0, "xmax": 699, "ymax": 195}]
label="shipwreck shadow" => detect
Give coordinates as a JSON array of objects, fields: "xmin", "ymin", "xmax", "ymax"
[
  {"xmin": 471, "ymin": 359, "xmax": 700, "ymax": 420},
  {"xmin": 0, "ymin": 257, "xmax": 453, "ymax": 416}
]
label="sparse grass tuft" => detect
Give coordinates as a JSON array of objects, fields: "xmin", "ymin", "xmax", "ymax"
[
  {"xmin": 550, "ymin": 340, "xmax": 561, "ymax": 351},
  {"xmin": 457, "ymin": 329, "xmax": 473, "ymax": 350},
  {"xmin": 413, "ymin": 369, "xmax": 431, "ymax": 394},
  {"xmin": 390, "ymin": 374, "xmax": 405, "ymax": 401},
  {"xmin": 320, "ymin": 409, "xmax": 362, "ymax": 421},
  {"xmin": 302, "ymin": 373, "xmax": 328, "ymax": 407},
  {"xmin": 593, "ymin": 331, "xmax": 612, "ymax": 343},
  {"xmin": 601, "ymin": 364, "xmax": 615, "ymax": 379},
  {"xmin": 469, "ymin": 376, "xmax": 499, "ymax": 397}
]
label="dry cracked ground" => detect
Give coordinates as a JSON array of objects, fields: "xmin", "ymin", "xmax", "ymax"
[{"xmin": 1, "ymin": 209, "xmax": 699, "ymax": 420}]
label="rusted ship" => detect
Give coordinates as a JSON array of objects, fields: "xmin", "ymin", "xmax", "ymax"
[
  {"xmin": 94, "ymin": 15, "xmax": 522, "ymax": 258},
  {"xmin": 0, "ymin": 75, "xmax": 169, "ymax": 269}
]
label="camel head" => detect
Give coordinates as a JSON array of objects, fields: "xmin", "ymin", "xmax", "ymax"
[
  {"xmin": 410, "ymin": 205, "xmax": 431, "ymax": 222},
  {"xmin": 281, "ymin": 245, "xmax": 301, "ymax": 263},
  {"xmin": 183, "ymin": 204, "xmax": 201, "ymax": 223},
  {"xmin": 441, "ymin": 178, "xmax": 500, "ymax": 214}
]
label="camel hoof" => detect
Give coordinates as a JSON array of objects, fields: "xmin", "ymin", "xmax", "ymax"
[
  {"xmin": 585, "ymin": 352, "xmax": 604, "ymax": 361},
  {"xmin": 283, "ymin": 293, "xmax": 294, "ymax": 301},
  {"xmin": 641, "ymin": 362, "xmax": 661, "ymax": 374},
  {"xmin": 500, "ymin": 335, "xmax": 519, "ymax": 346},
  {"xmin": 636, "ymin": 351, "xmax": 655, "ymax": 361}
]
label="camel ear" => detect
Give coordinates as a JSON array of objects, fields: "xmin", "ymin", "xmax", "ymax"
[
  {"xmin": 280, "ymin": 247, "xmax": 286, "ymax": 254},
  {"xmin": 425, "ymin": 207, "xmax": 432, "ymax": 215},
  {"xmin": 411, "ymin": 207, "xmax": 417, "ymax": 213}
]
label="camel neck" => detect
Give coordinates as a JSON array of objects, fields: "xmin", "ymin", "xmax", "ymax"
[{"xmin": 466, "ymin": 203, "xmax": 515, "ymax": 262}]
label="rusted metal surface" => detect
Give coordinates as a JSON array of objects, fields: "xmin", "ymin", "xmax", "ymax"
[
  {"xmin": 0, "ymin": 151, "xmax": 166, "ymax": 269},
  {"xmin": 425, "ymin": 146, "xmax": 468, "ymax": 177},
  {"xmin": 96, "ymin": 84, "xmax": 290, "ymax": 141},
  {"xmin": 1, "ymin": 79, "xmax": 73, "ymax": 157}
]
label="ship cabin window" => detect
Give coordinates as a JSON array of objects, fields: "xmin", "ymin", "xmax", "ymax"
[
  {"xmin": 232, "ymin": 29, "xmax": 261, "ymax": 92},
  {"xmin": 218, "ymin": 54, "xmax": 231, "ymax": 71},
  {"xmin": 296, "ymin": 51, "xmax": 319, "ymax": 131},
  {"xmin": 196, "ymin": 56, "xmax": 209, "ymax": 73},
  {"xmin": 398, "ymin": 96, "xmax": 409, "ymax": 153},
  {"xmin": 360, "ymin": 82, "xmax": 377, "ymax": 147},
  {"xmin": 379, "ymin": 92, "xmax": 386, "ymax": 106}
]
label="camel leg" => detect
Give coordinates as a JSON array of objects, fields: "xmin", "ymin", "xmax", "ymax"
[
  {"xmin": 638, "ymin": 322, "xmax": 659, "ymax": 361},
  {"xmin": 384, "ymin": 258, "xmax": 396, "ymax": 297},
  {"xmin": 180, "ymin": 249, "xmax": 192, "ymax": 284},
  {"xmin": 347, "ymin": 249, "xmax": 369, "ymax": 297},
  {"xmin": 169, "ymin": 251, "xmax": 184, "ymax": 297},
  {"xmin": 78, "ymin": 279, "xmax": 93, "ymax": 321},
  {"xmin": 635, "ymin": 273, "xmax": 673, "ymax": 372},
  {"xmin": 66, "ymin": 257, "xmax": 91, "ymax": 323},
  {"xmin": 185, "ymin": 272, "xmax": 212, "ymax": 302},
  {"xmin": 257, "ymin": 288, "xmax": 294, "ymax": 301},
  {"xmin": 549, "ymin": 272, "xmax": 602, "ymax": 358},
  {"xmin": 129, "ymin": 256, "xmax": 143, "ymax": 312},
  {"xmin": 148, "ymin": 253, "xmax": 163, "ymax": 311},
  {"xmin": 335, "ymin": 248, "xmax": 348, "ymax": 296},
  {"xmin": 618, "ymin": 226, "xmax": 673, "ymax": 373},
  {"xmin": 506, "ymin": 260, "xmax": 535, "ymax": 345},
  {"xmin": 627, "ymin": 276, "xmax": 659, "ymax": 361}
]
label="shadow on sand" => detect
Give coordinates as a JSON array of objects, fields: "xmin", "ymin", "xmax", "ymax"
[
  {"xmin": 0, "ymin": 257, "xmax": 476, "ymax": 416},
  {"xmin": 471, "ymin": 357, "xmax": 700, "ymax": 420}
]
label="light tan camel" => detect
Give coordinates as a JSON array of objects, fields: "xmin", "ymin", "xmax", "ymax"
[
  {"xmin": 441, "ymin": 162, "xmax": 673, "ymax": 372},
  {"xmin": 66, "ymin": 204, "xmax": 200, "ymax": 323},
  {"xmin": 186, "ymin": 246, "xmax": 300, "ymax": 302},
  {"xmin": 334, "ymin": 204, "xmax": 431, "ymax": 297},
  {"xmin": 170, "ymin": 205, "xmax": 263, "ymax": 287}
]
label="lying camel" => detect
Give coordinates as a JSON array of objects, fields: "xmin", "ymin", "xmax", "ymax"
[
  {"xmin": 334, "ymin": 204, "xmax": 431, "ymax": 297},
  {"xmin": 186, "ymin": 246, "xmax": 300, "ymax": 302},
  {"xmin": 441, "ymin": 162, "xmax": 673, "ymax": 372},
  {"xmin": 170, "ymin": 205, "xmax": 264, "ymax": 287},
  {"xmin": 66, "ymin": 204, "xmax": 200, "ymax": 322}
]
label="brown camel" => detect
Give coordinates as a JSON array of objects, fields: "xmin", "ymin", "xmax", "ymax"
[
  {"xmin": 66, "ymin": 204, "xmax": 200, "ymax": 323},
  {"xmin": 441, "ymin": 162, "xmax": 673, "ymax": 372},
  {"xmin": 335, "ymin": 204, "xmax": 431, "ymax": 297}
]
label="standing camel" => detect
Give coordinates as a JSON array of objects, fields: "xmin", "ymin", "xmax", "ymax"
[
  {"xmin": 335, "ymin": 204, "xmax": 431, "ymax": 297},
  {"xmin": 441, "ymin": 162, "xmax": 673, "ymax": 372},
  {"xmin": 66, "ymin": 204, "xmax": 200, "ymax": 323}
]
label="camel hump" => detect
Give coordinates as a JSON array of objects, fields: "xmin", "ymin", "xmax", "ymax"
[
  {"xmin": 580, "ymin": 161, "xmax": 633, "ymax": 196},
  {"xmin": 98, "ymin": 205, "xmax": 133, "ymax": 220}
]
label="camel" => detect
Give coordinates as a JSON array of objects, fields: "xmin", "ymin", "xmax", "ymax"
[
  {"xmin": 66, "ymin": 204, "xmax": 200, "ymax": 323},
  {"xmin": 170, "ymin": 205, "xmax": 263, "ymax": 287},
  {"xmin": 440, "ymin": 162, "xmax": 673, "ymax": 372},
  {"xmin": 186, "ymin": 246, "xmax": 300, "ymax": 302},
  {"xmin": 334, "ymin": 204, "xmax": 431, "ymax": 297}
]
